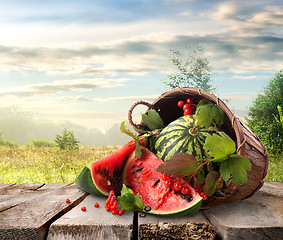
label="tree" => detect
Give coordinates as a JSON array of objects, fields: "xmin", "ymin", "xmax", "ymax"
[
  {"xmin": 54, "ymin": 128, "xmax": 80, "ymax": 150},
  {"xmin": 163, "ymin": 46, "xmax": 215, "ymax": 92},
  {"xmin": 246, "ymin": 70, "xmax": 283, "ymax": 155}
]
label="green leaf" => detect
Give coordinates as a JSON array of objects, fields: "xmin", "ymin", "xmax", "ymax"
[
  {"xmin": 203, "ymin": 171, "xmax": 221, "ymax": 197},
  {"xmin": 194, "ymin": 103, "xmax": 214, "ymax": 128},
  {"xmin": 134, "ymin": 140, "xmax": 142, "ymax": 158},
  {"xmin": 118, "ymin": 184, "xmax": 145, "ymax": 212},
  {"xmin": 141, "ymin": 109, "xmax": 164, "ymax": 130},
  {"xmin": 118, "ymin": 193, "xmax": 137, "ymax": 211},
  {"xmin": 135, "ymin": 193, "xmax": 145, "ymax": 210},
  {"xmin": 120, "ymin": 122, "xmax": 139, "ymax": 141},
  {"xmin": 194, "ymin": 100, "xmax": 227, "ymax": 128},
  {"xmin": 204, "ymin": 132, "xmax": 236, "ymax": 162},
  {"xmin": 155, "ymin": 153, "xmax": 199, "ymax": 178},
  {"xmin": 211, "ymin": 104, "xmax": 227, "ymax": 128},
  {"xmin": 220, "ymin": 154, "xmax": 252, "ymax": 184}
]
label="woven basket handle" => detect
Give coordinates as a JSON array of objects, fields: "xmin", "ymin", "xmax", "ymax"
[{"xmin": 128, "ymin": 101, "xmax": 153, "ymax": 130}]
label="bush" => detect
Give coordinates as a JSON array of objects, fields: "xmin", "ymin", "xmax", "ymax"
[
  {"xmin": 0, "ymin": 139, "xmax": 18, "ymax": 148},
  {"xmin": 54, "ymin": 128, "xmax": 80, "ymax": 150},
  {"xmin": 246, "ymin": 69, "xmax": 283, "ymax": 155},
  {"xmin": 25, "ymin": 139, "xmax": 55, "ymax": 148}
]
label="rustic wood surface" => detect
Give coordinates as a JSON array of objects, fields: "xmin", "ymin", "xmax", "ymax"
[
  {"xmin": 0, "ymin": 182, "xmax": 282, "ymax": 240},
  {"xmin": 0, "ymin": 183, "xmax": 87, "ymax": 240},
  {"xmin": 48, "ymin": 194, "xmax": 134, "ymax": 240}
]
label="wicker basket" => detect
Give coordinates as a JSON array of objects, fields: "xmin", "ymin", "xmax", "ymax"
[{"xmin": 128, "ymin": 87, "xmax": 269, "ymax": 208}]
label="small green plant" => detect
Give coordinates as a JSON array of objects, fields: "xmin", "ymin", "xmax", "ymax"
[
  {"xmin": 26, "ymin": 139, "xmax": 55, "ymax": 148},
  {"xmin": 54, "ymin": 128, "xmax": 80, "ymax": 150}
]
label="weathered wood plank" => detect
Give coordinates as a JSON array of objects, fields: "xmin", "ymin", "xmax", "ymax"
[
  {"xmin": 202, "ymin": 182, "xmax": 283, "ymax": 240},
  {"xmin": 138, "ymin": 210, "xmax": 216, "ymax": 239},
  {"xmin": 48, "ymin": 194, "xmax": 134, "ymax": 240},
  {"xmin": 0, "ymin": 183, "xmax": 87, "ymax": 240},
  {"xmin": 0, "ymin": 183, "xmax": 70, "ymax": 212}
]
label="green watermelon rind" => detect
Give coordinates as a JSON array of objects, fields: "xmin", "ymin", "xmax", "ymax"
[
  {"xmin": 154, "ymin": 115, "xmax": 216, "ymax": 161},
  {"xmin": 149, "ymin": 197, "xmax": 203, "ymax": 216},
  {"xmin": 75, "ymin": 166, "xmax": 107, "ymax": 196}
]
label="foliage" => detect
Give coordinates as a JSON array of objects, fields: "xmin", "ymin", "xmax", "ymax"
[
  {"xmin": 163, "ymin": 46, "xmax": 215, "ymax": 92},
  {"xmin": 54, "ymin": 128, "xmax": 80, "ymax": 150},
  {"xmin": 246, "ymin": 70, "xmax": 283, "ymax": 155},
  {"xmin": 0, "ymin": 132, "xmax": 18, "ymax": 148},
  {"xmin": 25, "ymin": 139, "xmax": 55, "ymax": 148}
]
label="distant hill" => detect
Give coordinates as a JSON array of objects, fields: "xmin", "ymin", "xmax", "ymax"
[{"xmin": 0, "ymin": 107, "xmax": 131, "ymax": 145}]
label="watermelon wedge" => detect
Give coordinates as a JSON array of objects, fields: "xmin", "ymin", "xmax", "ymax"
[
  {"xmin": 122, "ymin": 147, "xmax": 203, "ymax": 216},
  {"xmin": 76, "ymin": 139, "xmax": 140, "ymax": 196}
]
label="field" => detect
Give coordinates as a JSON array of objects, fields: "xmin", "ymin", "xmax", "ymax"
[{"xmin": 0, "ymin": 145, "xmax": 282, "ymax": 184}]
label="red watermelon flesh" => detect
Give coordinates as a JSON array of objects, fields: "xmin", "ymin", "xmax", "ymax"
[
  {"xmin": 123, "ymin": 147, "xmax": 203, "ymax": 216},
  {"xmin": 76, "ymin": 139, "xmax": 141, "ymax": 196}
]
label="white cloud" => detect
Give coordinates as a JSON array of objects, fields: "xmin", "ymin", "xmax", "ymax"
[{"xmin": 0, "ymin": 78, "xmax": 131, "ymax": 97}]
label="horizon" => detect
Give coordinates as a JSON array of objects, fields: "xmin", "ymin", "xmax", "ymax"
[{"xmin": 0, "ymin": 0, "xmax": 282, "ymax": 133}]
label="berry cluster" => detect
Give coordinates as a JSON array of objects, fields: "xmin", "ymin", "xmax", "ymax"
[
  {"xmin": 177, "ymin": 98, "xmax": 196, "ymax": 116},
  {"xmin": 160, "ymin": 174, "xmax": 207, "ymax": 201},
  {"xmin": 104, "ymin": 190, "xmax": 125, "ymax": 216}
]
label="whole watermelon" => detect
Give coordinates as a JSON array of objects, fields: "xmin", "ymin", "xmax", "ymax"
[{"xmin": 154, "ymin": 115, "xmax": 217, "ymax": 161}]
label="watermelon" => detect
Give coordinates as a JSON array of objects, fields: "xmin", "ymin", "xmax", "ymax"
[
  {"xmin": 154, "ymin": 115, "xmax": 217, "ymax": 161},
  {"xmin": 76, "ymin": 139, "xmax": 139, "ymax": 196},
  {"xmin": 123, "ymin": 147, "xmax": 203, "ymax": 216}
]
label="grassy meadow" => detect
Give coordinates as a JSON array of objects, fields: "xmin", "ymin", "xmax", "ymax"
[{"xmin": 0, "ymin": 145, "xmax": 282, "ymax": 184}]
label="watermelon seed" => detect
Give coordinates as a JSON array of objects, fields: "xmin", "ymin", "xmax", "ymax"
[
  {"xmin": 133, "ymin": 168, "xmax": 143, "ymax": 174},
  {"xmin": 169, "ymin": 187, "xmax": 173, "ymax": 192},
  {"xmin": 144, "ymin": 206, "xmax": 151, "ymax": 211},
  {"xmin": 126, "ymin": 185, "xmax": 132, "ymax": 189},
  {"xmin": 187, "ymin": 196, "xmax": 193, "ymax": 202},
  {"xmin": 107, "ymin": 180, "xmax": 111, "ymax": 186},
  {"xmin": 154, "ymin": 179, "xmax": 160, "ymax": 187},
  {"xmin": 181, "ymin": 194, "xmax": 187, "ymax": 199}
]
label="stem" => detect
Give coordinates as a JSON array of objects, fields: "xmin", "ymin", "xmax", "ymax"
[{"xmin": 188, "ymin": 161, "xmax": 207, "ymax": 182}]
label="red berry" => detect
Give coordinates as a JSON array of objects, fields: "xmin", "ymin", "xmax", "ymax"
[
  {"xmin": 186, "ymin": 98, "xmax": 194, "ymax": 104},
  {"xmin": 161, "ymin": 174, "xmax": 169, "ymax": 181},
  {"xmin": 172, "ymin": 177, "xmax": 179, "ymax": 184},
  {"xmin": 94, "ymin": 203, "xmax": 99, "ymax": 208},
  {"xmin": 111, "ymin": 205, "xmax": 117, "ymax": 210},
  {"xmin": 106, "ymin": 206, "xmax": 111, "ymax": 212},
  {"xmin": 181, "ymin": 186, "xmax": 190, "ymax": 195},
  {"xmin": 200, "ymin": 192, "xmax": 207, "ymax": 201},
  {"xmin": 118, "ymin": 210, "xmax": 123, "ymax": 216},
  {"xmin": 81, "ymin": 206, "xmax": 86, "ymax": 211},
  {"xmin": 177, "ymin": 100, "xmax": 185, "ymax": 108},
  {"xmin": 109, "ymin": 190, "xmax": 115, "ymax": 196},
  {"xmin": 184, "ymin": 108, "xmax": 193, "ymax": 116},
  {"xmin": 164, "ymin": 179, "xmax": 172, "ymax": 188},
  {"xmin": 173, "ymin": 182, "xmax": 182, "ymax": 192},
  {"xmin": 65, "ymin": 199, "xmax": 70, "ymax": 203},
  {"xmin": 183, "ymin": 103, "xmax": 190, "ymax": 110},
  {"xmin": 112, "ymin": 209, "xmax": 118, "ymax": 215}
]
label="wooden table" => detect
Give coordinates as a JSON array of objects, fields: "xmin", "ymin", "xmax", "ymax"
[{"xmin": 0, "ymin": 182, "xmax": 282, "ymax": 240}]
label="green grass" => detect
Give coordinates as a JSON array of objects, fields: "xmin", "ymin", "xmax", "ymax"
[
  {"xmin": 0, "ymin": 145, "xmax": 120, "ymax": 184},
  {"xmin": 265, "ymin": 155, "xmax": 283, "ymax": 182},
  {"xmin": 0, "ymin": 146, "xmax": 282, "ymax": 184}
]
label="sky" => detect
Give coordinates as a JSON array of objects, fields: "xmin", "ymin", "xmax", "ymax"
[{"xmin": 0, "ymin": 0, "xmax": 282, "ymax": 132}]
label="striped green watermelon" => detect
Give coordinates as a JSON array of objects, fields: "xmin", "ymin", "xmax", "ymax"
[{"xmin": 154, "ymin": 115, "xmax": 217, "ymax": 161}]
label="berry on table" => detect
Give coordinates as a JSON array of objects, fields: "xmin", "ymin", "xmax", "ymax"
[
  {"xmin": 94, "ymin": 202, "xmax": 99, "ymax": 208},
  {"xmin": 65, "ymin": 199, "xmax": 70, "ymax": 203},
  {"xmin": 81, "ymin": 206, "xmax": 86, "ymax": 211}
]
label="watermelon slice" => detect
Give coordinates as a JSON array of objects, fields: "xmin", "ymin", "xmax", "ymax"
[
  {"xmin": 122, "ymin": 147, "xmax": 203, "ymax": 216},
  {"xmin": 76, "ymin": 139, "xmax": 139, "ymax": 196}
]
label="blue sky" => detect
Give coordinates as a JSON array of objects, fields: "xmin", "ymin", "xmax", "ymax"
[{"xmin": 0, "ymin": 0, "xmax": 282, "ymax": 131}]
